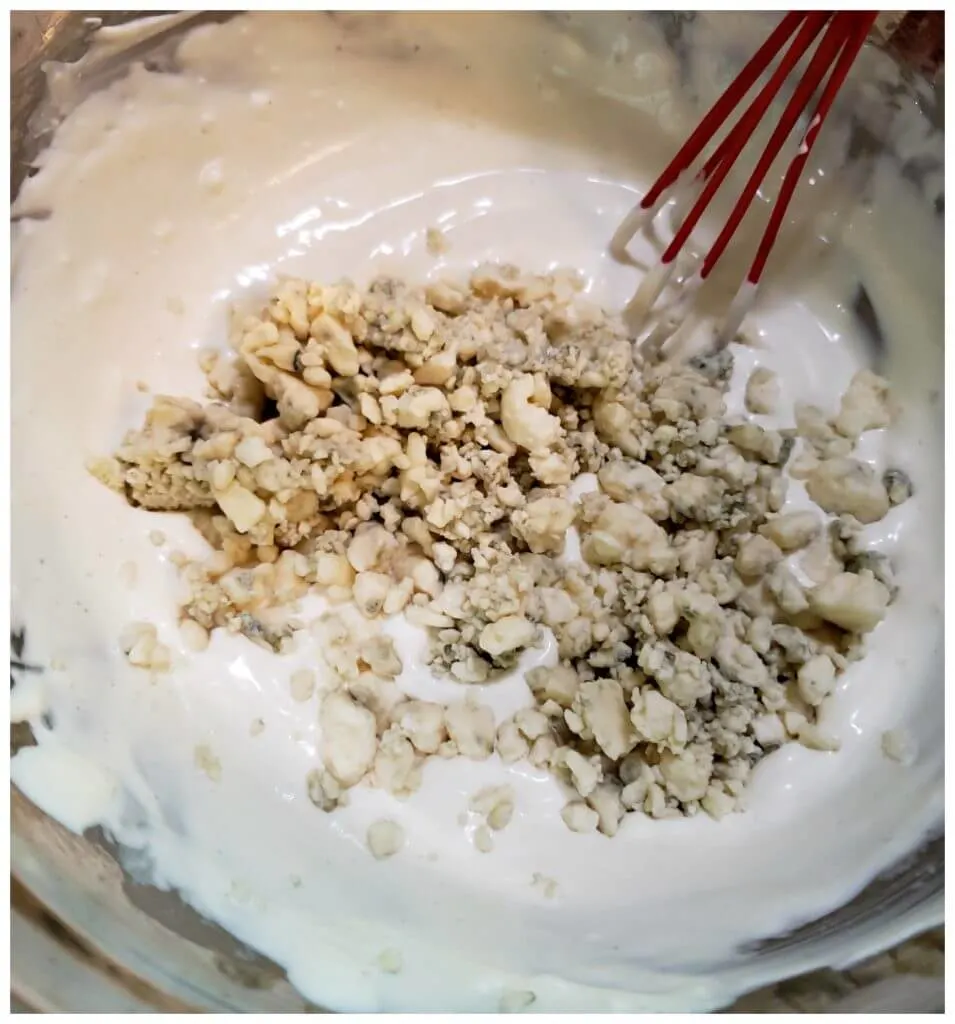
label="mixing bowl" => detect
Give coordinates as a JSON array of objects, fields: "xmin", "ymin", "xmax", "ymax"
[{"xmin": 10, "ymin": 11, "xmax": 944, "ymax": 1012}]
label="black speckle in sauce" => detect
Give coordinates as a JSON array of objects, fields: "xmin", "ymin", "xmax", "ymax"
[{"xmin": 11, "ymin": 625, "xmax": 42, "ymax": 687}]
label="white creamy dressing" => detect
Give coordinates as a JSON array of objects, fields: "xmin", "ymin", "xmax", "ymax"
[{"xmin": 11, "ymin": 13, "xmax": 943, "ymax": 1012}]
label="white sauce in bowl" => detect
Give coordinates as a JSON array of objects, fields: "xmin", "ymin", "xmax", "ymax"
[{"xmin": 11, "ymin": 13, "xmax": 943, "ymax": 1012}]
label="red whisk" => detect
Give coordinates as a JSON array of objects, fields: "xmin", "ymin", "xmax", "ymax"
[{"xmin": 613, "ymin": 11, "xmax": 878, "ymax": 356}]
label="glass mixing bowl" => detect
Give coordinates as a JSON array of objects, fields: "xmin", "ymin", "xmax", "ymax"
[{"xmin": 11, "ymin": 11, "xmax": 944, "ymax": 1012}]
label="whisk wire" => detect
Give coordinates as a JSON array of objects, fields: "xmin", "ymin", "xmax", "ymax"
[
  {"xmin": 697, "ymin": 13, "xmax": 851, "ymax": 279},
  {"xmin": 660, "ymin": 12, "xmax": 832, "ymax": 268},
  {"xmin": 639, "ymin": 11, "xmax": 808, "ymax": 212},
  {"xmin": 620, "ymin": 10, "xmax": 879, "ymax": 355},
  {"xmin": 747, "ymin": 14, "xmax": 874, "ymax": 284}
]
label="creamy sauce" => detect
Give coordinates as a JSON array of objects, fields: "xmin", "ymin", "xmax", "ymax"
[{"xmin": 11, "ymin": 13, "xmax": 943, "ymax": 1012}]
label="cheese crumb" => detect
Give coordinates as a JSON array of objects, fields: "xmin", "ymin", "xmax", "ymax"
[
  {"xmin": 367, "ymin": 819, "xmax": 405, "ymax": 860},
  {"xmin": 95, "ymin": 268, "xmax": 911, "ymax": 835}
]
